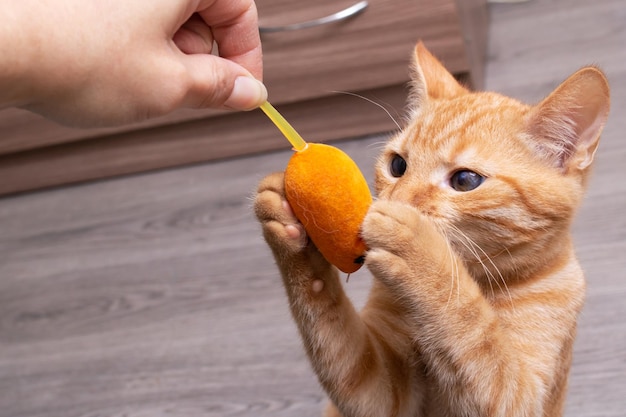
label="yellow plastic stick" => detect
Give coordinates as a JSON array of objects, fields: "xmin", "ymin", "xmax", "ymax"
[{"xmin": 260, "ymin": 101, "xmax": 308, "ymax": 152}]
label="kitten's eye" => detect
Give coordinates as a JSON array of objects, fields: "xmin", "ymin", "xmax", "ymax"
[
  {"xmin": 389, "ymin": 154, "xmax": 407, "ymax": 178},
  {"xmin": 450, "ymin": 170, "xmax": 484, "ymax": 192}
]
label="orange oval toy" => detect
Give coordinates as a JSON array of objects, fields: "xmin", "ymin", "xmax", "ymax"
[
  {"xmin": 285, "ymin": 143, "xmax": 371, "ymax": 273},
  {"xmin": 260, "ymin": 102, "xmax": 372, "ymax": 274}
]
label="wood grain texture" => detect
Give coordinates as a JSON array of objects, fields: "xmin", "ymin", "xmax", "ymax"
[
  {"xmin": 256, "ymin": 0, "xmax": 469, "ymax": 103},
  {"xmin": 1, "ymin": 0, "xmax": 625, "ymax": 416}
]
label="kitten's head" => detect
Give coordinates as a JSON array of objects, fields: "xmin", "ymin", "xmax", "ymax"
[{"xmin": 375, "ymin": 42, "xmax": 610, "ymax": 284}]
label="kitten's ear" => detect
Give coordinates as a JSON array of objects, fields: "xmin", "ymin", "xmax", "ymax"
[
  {"xmin": 526, "ymin": 67, "xmax": 610, "ymax": 171},
  {"xmin": 410, "ymin": 41, "xmax": 468, "ymax": 107}
]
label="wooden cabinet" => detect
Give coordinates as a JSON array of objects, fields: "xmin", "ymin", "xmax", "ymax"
[
  {"xmin": 258, "ymin": 0, "xmax": 477, "ymax": 103},
  {"xmin": 0, "ymin": 0, "xmax": 487, "ymax": 196}
]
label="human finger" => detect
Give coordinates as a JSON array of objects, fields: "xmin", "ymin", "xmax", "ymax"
[
  {"xmin": 173, "ymin": 13, "xmax": 215, "ymax": 55},
  {"xmin": 196, "ymin": 0, "xmax": 263, "ymax": 80},
  {"xmin": 180, "ymin": 53, "xmax": 267, "ymax": 111}
]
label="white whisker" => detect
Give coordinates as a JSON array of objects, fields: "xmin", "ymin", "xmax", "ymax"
[
  {"xmin": 448, "ymin": 225, "xmax": 515, "ymax": 310},
  {"xmin": 445, "ymin": 232, "xmax": 458, "ymax": 309},
  {"xmin": 433, "ymin": 223, "xmax": 461, "ymax": 310},
  {"xmin": 332, "ymin": 90, "xmax": 402, "ymax": 131},
  {"xmin": 449, "ymin": 226, "xmax": 496, "ymax": 299},
  {"xmin": 367, "ymin": 140, "xmax": 391, "ymax": 151}
]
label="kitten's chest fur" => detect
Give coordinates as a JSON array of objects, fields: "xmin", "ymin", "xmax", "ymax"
[{"xmin": 361, "ymin": 248, "xmax": 584, "ymax": 417}]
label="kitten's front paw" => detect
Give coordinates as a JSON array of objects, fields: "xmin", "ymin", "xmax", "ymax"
[
  {"xmin": 361, "ymin": 200, "xmax": 432, "ymax": 281},
  {"xmin": 362, "ymin": 200, "xmax": 451, "ymax": 285},
  {"xmin": 362, "ymin": 200, "xmax": 423, "ymax": 255},
  {"xmin": 254, "ymin": 172, "xmax": 308, "ymax": 254}
]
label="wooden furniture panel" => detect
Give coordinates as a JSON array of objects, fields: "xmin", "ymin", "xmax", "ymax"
[
  {"xmin": 0, "ymin": 0, "xmax": 487, "ymax": 195},
  {"xmin": 257, "ymin": 0, "xmax": 471, "ymax": 103},
  {"xmin": 0, "ymin": 85, "xmax": 408, "ymax": 196}
]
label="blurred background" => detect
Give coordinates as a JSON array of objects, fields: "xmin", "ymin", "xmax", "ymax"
[{"xmin": 1, "ymin": 0, "xmax": 624, "ymax": 416}]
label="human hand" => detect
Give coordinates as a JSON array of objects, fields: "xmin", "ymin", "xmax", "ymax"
[{"xmin": 1, "ymin": 0, "xmax": 267, "ymax": 127}]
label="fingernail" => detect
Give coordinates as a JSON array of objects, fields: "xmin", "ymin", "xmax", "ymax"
[{"xmin": 224, "ymin": 76, "xmax": 268, "ymax": 111}]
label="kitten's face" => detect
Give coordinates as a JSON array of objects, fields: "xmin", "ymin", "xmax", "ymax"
[
  {"xmin": 373, "ymin": 44, "xmax": 608, "ymax": 284},
  {"xmin": 375, "ymin": 92, "xmax": 579, "ymax": 282}
]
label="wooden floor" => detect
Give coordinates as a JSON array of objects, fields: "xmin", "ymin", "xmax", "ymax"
[{"xmin": 1, "ymin": 1, "xmax": 625, "ymax": 416}]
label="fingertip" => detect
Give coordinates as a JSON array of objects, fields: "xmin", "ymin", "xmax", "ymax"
[
  {"xmin": 224, "ymin": 76, "xmax": 267, "ymax": 111},
  {"xmin": 181, "ymin": 55, "xmax": 266, "ymax": 111}
]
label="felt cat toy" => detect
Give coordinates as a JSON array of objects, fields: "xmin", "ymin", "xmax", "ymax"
[{"xmin": 260, "ymin": 102, "xmax": 372, "ymax": 273}]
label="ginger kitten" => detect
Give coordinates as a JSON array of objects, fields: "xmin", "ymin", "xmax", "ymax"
[{"xmin": 254, "ymin": 42, "xmax": 610, "ymax": 417}]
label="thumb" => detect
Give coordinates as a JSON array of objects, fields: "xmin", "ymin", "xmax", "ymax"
[{"xmin": 181, "ymin": 54, "xmax": 267, "ymax": 111}]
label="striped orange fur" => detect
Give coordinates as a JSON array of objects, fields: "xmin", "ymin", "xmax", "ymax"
[{"xmin": 254, "ymin": 42, "xmax": 610, "ymax": 417}]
